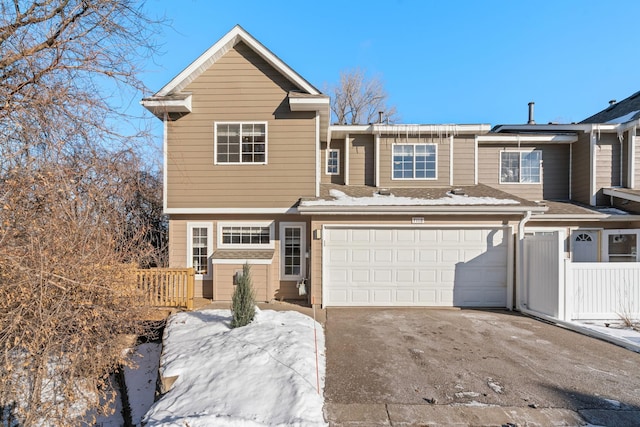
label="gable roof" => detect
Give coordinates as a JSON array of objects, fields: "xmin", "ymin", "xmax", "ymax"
[
  {"xmin": 581, "ymin": 90, "xmax": 640, "ymax": 124},
  {"xmin": 155, "ymin": 25, "xmax": 321, "ymax": 97}
]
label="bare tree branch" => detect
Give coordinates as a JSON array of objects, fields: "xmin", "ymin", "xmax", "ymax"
[{"xmin": 328, "ymin": 68, "xmax": 399, "ymax": 125}]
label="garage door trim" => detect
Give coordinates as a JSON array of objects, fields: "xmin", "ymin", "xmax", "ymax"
[{"xmin": 322, "ymin": 224, "xmax": 514, "ymax": 308}]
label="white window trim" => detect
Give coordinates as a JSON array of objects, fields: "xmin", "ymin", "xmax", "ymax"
[
  {"xmin": 187, "ymin": 222, "xmax": 213, "ymax": 279},
  {"xmin": 602, "ymin": 229, "xmax": 640, "ymax": 262},
  {"xmin": 217, "ymin": 221, "xmax": 275, "ymax": 250},
  {"xmin": 499, "ymin": 150, "xmax": 542, "ymax": 184},
  {"xmin": 280, "ymin": 222, "xmax": 306, "ymax": 280},
  {"xmin": 391, "ymin": 143, "xmax": 438, "ymax": 180},
  {"xmin": 326, "ymin": 148, "xmax": 340, "ymax": 175},
  {"xmin": 214, "ymin": 121, "xmax": 268, "ymax": 165}
]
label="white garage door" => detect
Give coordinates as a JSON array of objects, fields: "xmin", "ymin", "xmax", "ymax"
[{"xmin": 323, "ymin": 227, "xmax": 509, "ymax": 307}]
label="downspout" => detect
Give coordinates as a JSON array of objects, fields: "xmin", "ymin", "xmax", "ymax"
[
  {"xmin": 375, "ymin": 133, "xmax": 380, "ymax": 187},
  {"xmin": 631, "ymin": 128, "xmax": 636, "ymax": 188},
  {"xmin": 344, "ymin": 133, "xmax": 350, "ymax": 185},
  {"xmin": 590, "ymin": 129, "xmax": 597, "ymax": 206},
  {"xmin": 316, "ymin": 113, "xmax": 320, "ymax": 197},
  {"xmin": 163, "ymin": 112, "xmax": 168, "ymax": 213},
  {"xmin": 515, "ymin": 210, "xmax": 532, "ymax": 312},
  {"xmin": 449, "ymin": 134, "xmax": 454, "ymax": 186},
  {"xmin": 568, "ymin": 143, "xmax": 572, "ymax": 200}
]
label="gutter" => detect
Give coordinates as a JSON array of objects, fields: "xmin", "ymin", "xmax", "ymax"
[
  {"xmin": 297, "ymin": 205, "xmax": 547, "ymax": 215},
  {"xmin": 515, "ymin": 210, "xmax": 532, "ymax": 311}
]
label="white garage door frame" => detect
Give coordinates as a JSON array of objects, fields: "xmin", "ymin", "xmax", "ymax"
[{"xmin": 322, "ymin": 224, "xmax": 514, "ymax": 308}]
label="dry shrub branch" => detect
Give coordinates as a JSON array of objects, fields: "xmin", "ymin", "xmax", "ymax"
[{"xmin": 0, "ymin": 1, "xmax": 165, "ymax": 425}]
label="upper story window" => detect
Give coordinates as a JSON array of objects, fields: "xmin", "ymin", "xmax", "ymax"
[
  {"xmin": 326, "ymin": 149, "xmax": 340, "ymax": 175},
  {"xmin": 500, "ymin": 151, "xmax": 541, "ymax": 184},
  {"xmin": 393, "ymin": 144, "xmax": 437, "ymax": 180},
  {"xmin": 218, "ymin": 221, "xmax": 275, "ymax": 249},
  {"xmin": 215, "ymin": 122, "xmax": 267, "ymax": 164}
]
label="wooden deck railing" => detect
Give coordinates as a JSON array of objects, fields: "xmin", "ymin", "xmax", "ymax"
[{"xmin": 135, "ymin": 268, "xmax": 195, "ymax": 310}]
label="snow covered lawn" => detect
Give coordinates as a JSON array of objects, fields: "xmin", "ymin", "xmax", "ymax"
[{"xmin": 143, "ymin": 308, "xmax": 326, "ymax": 427}]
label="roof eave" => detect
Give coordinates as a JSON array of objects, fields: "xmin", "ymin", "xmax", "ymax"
[
  {"xmin": 140, "ymin": 94, "xmax": 192, "ymax": 118},
  {"xmin": 297, "ymin": 205, "xmax": 545, "ymax": 215},
  {"xmin": 155, "ymin": 25, "xmax": 320, "ymax": 97}
]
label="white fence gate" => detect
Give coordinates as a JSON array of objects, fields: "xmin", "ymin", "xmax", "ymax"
[
  {"xmin": 524, "ymin": 230, "xmax": 640, "ymax": 321},
  {"xmin": 523, "ymin": 232, "xmax": 563, "ymax": 318}
]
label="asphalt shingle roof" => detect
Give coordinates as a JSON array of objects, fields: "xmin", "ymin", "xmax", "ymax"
[{"xmin": 581, "ymin": 90, "xmax": 640, "ymax": 124}]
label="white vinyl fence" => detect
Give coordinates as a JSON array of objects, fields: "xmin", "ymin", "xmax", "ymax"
[{"xmin": 565, "ymin": 261, "xmax": 640, "ymax": 321}]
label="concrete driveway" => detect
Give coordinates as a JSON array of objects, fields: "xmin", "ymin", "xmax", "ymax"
[{"xmin": 324, "ymin": 308, "xmax": 640, "ymax": 426}]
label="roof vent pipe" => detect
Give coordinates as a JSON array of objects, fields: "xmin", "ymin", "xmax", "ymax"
[
  {"xmin": 527, "ymin": 102, "xmax": 535, "ymax": 125},
  {"xmin": 609, "ymin": 99, "xmax": 617, "ymax": 106},
  {"xmin": 378, "ymin": 111, "xmax": 384, "ymax": 124}
]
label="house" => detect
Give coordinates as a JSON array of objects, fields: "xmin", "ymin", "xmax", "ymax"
[{"xmin": 142, "ymin": 25, "xmax": 640, "ymax": 319}]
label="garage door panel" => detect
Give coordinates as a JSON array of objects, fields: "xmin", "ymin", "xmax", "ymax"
[
  {"xmin": 419, "ymin": 249, "xmax": 438, "ymax": 262},
  {"xmin": 324, "ymin": 227, "xmax": 508, "ymax": 307}
]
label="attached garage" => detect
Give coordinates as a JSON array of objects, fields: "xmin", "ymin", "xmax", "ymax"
[{"xmin": 323, "ymin": 226, "xmax": 511, "ymax": 307}]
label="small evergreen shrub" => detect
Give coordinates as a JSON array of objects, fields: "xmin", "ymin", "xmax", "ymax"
[{"xmin": 231, "ymin": 263, "xmax": 256, "ymax": 328}]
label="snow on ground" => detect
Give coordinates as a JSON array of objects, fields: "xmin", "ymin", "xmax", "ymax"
[
  {"xmin": 300, "ymin": 189, "xmax": 519, "ymax": 207},
  {"xmin": 143, "ymin": 308, "xmax": 326, "ymax": 427},
  {"xmin": 572, "ymin": 320, "xmax": 640, "ymax": 351},
  {"xmin": 126, "ymin": 342, "xmax": 162, "ymax": 425}
]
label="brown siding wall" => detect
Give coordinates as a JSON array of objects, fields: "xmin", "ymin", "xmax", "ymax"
[
  {"xmin": 378, "ymin": 135, "xmax": 451, "ymax": 187},
  {"xmin": 169, "ymin": 214, "xmax": 310, "ymax": 302},
  {"xmin": 478, "ymin": 143, "xmax": 569, "ymax": 201},
  {"xmin": 349, "ymin": 135, "xmax": 375, "ymax": 186},
  {"xmin": 452, "ymin": 136, "xmax": 476, "ymax": 185},
  {"xmin": 595, "ymin": 133, "xmax": 622, "ymax": 205},
  {"xmin": 572, "ymin": 133, "xmax": 591, "ymax": 205},
  {"xmin": 166, "ymin": 42, "xmax": 316, "ymax": 209},
  {"xmin": 613, "ymin": 197, "xmax": 640, "ymax": 214}
]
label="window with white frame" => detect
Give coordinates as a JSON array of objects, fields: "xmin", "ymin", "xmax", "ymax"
[
  {"xmin": 392, "ymin": 144, "xmax": 437, "ymax": 179},
  {"xmin": 280, "ymin": 222, "xmax": 306, "ymax": 280},
  {"xmin": 187, "ymin": 223, "xmax": 213, "ymax": 278},
  {"xmin": 218, "ymin": 222, "xmax": 274, "ymax": 249},
  {"xmin": 215, "ymin": 122, "xmax": 267, "ymax": 164},
  {"xmin": 602, "ymin": 230, "xmax": 639, "ymax": 262},
  {"xmin": 500, "ymin": 151, "xmax": 541, "ymax": 183},
  {"xmin": 326, "ymin": 149, "xmax": 340, "ymax": 175}
]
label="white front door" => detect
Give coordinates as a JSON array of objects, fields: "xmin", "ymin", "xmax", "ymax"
[{"xmin": 571, "ymin": 230, "xmax": 599, "ymax": 262}]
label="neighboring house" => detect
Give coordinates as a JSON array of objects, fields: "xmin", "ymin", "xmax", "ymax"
[{"xmin": 142, "ymin": 25, "xmax": 640, "ymax": 319}]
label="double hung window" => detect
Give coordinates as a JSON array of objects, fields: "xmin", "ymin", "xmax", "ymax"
[
  {"xmin": 215, "ymin": 122, "xmax": 267, "ymax": 164},
  {"xmin": 500, "ymin": 151, "xmax": 541, "ymax": 183},
  {"xmin": 392, "ymin": 144, "xmax": 437, "ymax": 179}
]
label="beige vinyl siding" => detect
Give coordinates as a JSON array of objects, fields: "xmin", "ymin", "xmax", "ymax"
[
  {"xmin": 349, "ymin": 135, "xmax": 375, "ymax": 186},
  {"xmin": 168, "ymin": 214, "xmax": 309, "ymax": 302},
  {"xmin": 166, "ymin": 42, "xmax": 317, "ymax": 209},
  {"xmin": 571, "ymin": 133, "xmax": 591, "ymax": 205},
  {"xmin": 595, "ymin": 134, "xmax": 622, "ymax": 205},
  {"xmin": 321, "ymin": 140, "xmax": 345, "ymax": 185},
  {"xmin": 168, "ymin": 219, "xmax": 187, "ymax": 269},
  {"xmin": 379, "ymin": 135, "xmax": 451, "ymax": 187},
  {"xmin": 452, "ymin": 136, "xmax": 476, "ymax": 185},
  {"xmin": 478, "ymin": 143, "xmax": 569, "ymax": 201}
]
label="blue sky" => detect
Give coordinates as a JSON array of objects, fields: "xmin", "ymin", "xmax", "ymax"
[{"xmin": 141, "ymin": 0, "xmax": 640, "ymax": 125}]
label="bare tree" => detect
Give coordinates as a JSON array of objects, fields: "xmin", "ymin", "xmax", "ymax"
[
  {"xmin": 329, "ymin": 68, "xmax": 399, "ymax": 125},
  {"xmin": 0, "ymin": 1, "xmax": 164, "ymax": 425}
]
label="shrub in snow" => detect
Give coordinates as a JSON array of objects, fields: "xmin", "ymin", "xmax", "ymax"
[{"xmin": 231, "ymin": 263, "xmax": 256, "ymax": 328}]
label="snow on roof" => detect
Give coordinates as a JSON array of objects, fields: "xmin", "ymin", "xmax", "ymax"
[
  {"xmin": 596, "ymin": 207, "xmax": 629, "ymax": 215},
  {"xmin": 300, "ymin": 189, "xmax": 519, "ymax": 207},
  {"xmin": 605, "ymin": 110, "xmax": 640, "ymax": 124}
]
